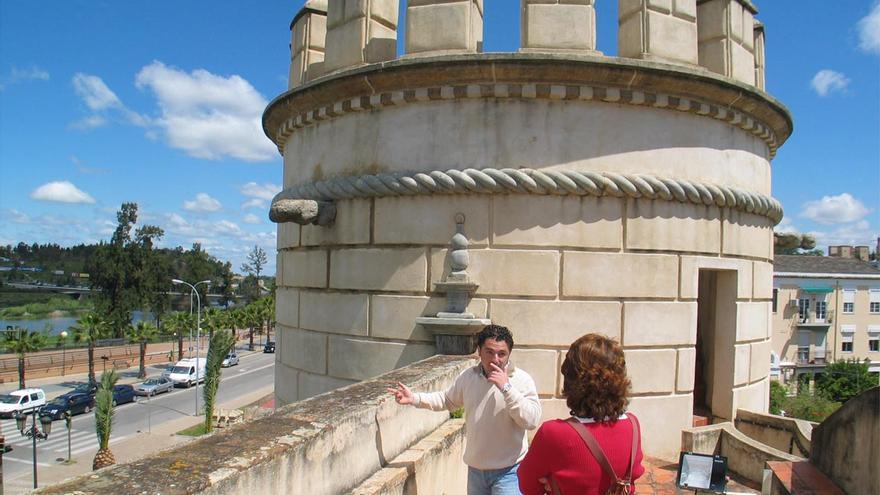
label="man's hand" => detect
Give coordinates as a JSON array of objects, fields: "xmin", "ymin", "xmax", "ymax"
[
  {"xmin": 487, "ymin": 362, "xmax": 509, "ymax": 391},
  {"xmin": 387, "ymin": 381, "xmax": 414, "ymax": 405}
]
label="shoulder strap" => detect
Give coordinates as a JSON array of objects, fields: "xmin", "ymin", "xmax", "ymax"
[{"xmin": 565, "ymin": 416, "xmax": 639, "ymax": 483}]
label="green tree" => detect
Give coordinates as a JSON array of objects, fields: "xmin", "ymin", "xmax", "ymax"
[
  {"xmin": 769, "ymin": 380, "xmax": 788, "ymax": 415},
  {"xmin": 218, "ymin": 262, "xmax": 236, "ymax": 308},
  {"xmin": 201, "ymin": 308, "xmax": 224, "ymax": 342},
  {"xmin": 4, "ymin": 328, "xmax": 47, "ymax": 389},
  {"xmin": 166, "ymin": 311, "xmax": 194, "ymax": 361},
  {"xmin": 783, "ymin": 393, "xmax": 840, "ymax": 422},
  {"xmin": 816, "ymin": 359, "xmax": 878, "ymax": 403},
  {"xmin": 244, "ymin": 303, "xmax": 261, "ymax": 351},
  {"xmin": 72, "ymin": 311, "xmax": 110, "ymax": 385},
  {"xmin": 203, "ymin": 329, "xmax": 235, "ymax": 433},
  {"xmin": 93, "ymin": 370, "xmax": 119, "ymax": 470},
  {"xmin": 227, "ymin": 307, "xmax": 247, "ymax": 344},
  {"xmin": 129, "ymin": 321, "xmax": 157, "ymax": 379},
  {"xmin": 240, "ymin": 245, "xmax": 268, "ymax": 302}
]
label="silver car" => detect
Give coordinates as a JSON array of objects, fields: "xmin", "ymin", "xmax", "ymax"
[
  {"xmin": 221, "ymin": 352, "xmax": 239, "ymax": 367},
  {"xmin": 134, "ymin": 377, "xmax": 174, "ymax": 397}
]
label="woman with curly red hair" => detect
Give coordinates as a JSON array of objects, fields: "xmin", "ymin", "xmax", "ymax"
[{"xmin": 518, "ymin": 334, "xmax": 644, "ymax": 495}]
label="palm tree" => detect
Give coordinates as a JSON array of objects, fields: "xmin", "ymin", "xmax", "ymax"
[
  {"xmin": 165, "ymin": 311, "xmax": 193, "ymax": 360},
  {"xmin": 72, "ymin": 312, "xmax": 109, "ymax": 386},
  {"xmin": 203, "ymin": 329, "xmax": 234, "ymax": 433},
  {"xmin": 257, "ymin": 296, "xmax": 275, "ymax": 345},
  {"xmin": 228, "ymin": 307, "xmax": 247, "ymax": 345},
  {"xmin": 93, "ymin": 369, "xmax": 119, "ymax": 470},
  {"xmin": 4, "ymin": 328, "xmax": 47, "ymax": 389},
  {"xmin": 201, "ymin": 308, "xmax": 223, "ymax": 342},
  {"xmin": 129, "ymin": 321, "xmax": 156, "ymax": 379},
  {"xmin": 244, "ymin": 304, "xmax": 261, "ymax": 351}
]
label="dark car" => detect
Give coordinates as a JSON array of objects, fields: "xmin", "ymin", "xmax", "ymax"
[
  {"xmin": 112, "ymin": 384, "xmax": 136, "ymax": 406},
  {"xmin": 263, "ymin": 341, "xmax": 275, "ymax": 353},
  {"xmin": 39, "ymin": 393, "xmax": 94, "ymax": 420},
  {"xmin": 71, "ymin": 382, "xmax": 98, "ymax": 398}
]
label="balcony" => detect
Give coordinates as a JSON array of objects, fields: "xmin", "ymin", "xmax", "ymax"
[{"xmin": 796, "ymin": 310, "xmax": 834, "ymax": 328}]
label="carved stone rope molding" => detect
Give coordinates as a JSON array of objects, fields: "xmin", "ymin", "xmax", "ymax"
[{"xmin": 269, "ymin": 168, "xmax": 783, "ymax": 226}]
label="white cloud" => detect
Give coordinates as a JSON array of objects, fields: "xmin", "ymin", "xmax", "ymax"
[
  {"xmin": 774, "ymin": 217, "xmax": 799, "ymax": 235},
  {"xmin": 183, "ymin": 193, "xmax": 222, "ymax": 213},
  {"xmin": 241, "ymin": 198, "xmax": 267, "ymax": 210},
  {"xmin": 858, "ymin": 1, "xmax": 880, "ymax": 54},
  {"xmin": 71, "ymin": 73, "xmax": 147, "ymax": 129},
  {"xmin": 800, "ymin": 193, "xmax": 870, "ymax": 224},
  {"xmin": 0, "ymin": 66, "xmax": 50, "ymax": 90},
  {"xmin": 240, "ymin": 182, "xmax": 281, "ymax": 201},
  {"xmin": 1, "ymin": 209, "xmax": 30, "ymax": 224},
  {"xmin": 808, "ymin": 221, "xmax": 877, "ymax": 250},
  {"xmin": 810, "ymin": 70, "xmax": 850, "ymax": 97},
  {"xmin": 135, "ymin": 61, "xmax": 277, "ymax": 162},
  {"xmin": 242, "ymin": 213, "xmax": 262, "ymax": 224},
  {"xmin": 29, "ymin": 181, "xmax": 96, "ymax": 204}
]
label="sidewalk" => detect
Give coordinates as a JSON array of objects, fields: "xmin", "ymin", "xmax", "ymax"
[{"xmin": 3, "ymin": 354, "xmax": 273, "ymax": 494}]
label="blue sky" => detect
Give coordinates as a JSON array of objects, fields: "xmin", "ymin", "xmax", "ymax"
[{"xmin": 1, "ymin": 1, "xmax": 878, "ymax": 275}]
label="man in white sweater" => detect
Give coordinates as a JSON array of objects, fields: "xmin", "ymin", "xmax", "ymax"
[{"xmin": 388, "ymin": 325, "xmax": 542, "ymax": 495}]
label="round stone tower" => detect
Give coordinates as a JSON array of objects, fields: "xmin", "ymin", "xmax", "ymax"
[{"xmin": 264, "ymin": 0, "xmax": 790, "ymax": 459}]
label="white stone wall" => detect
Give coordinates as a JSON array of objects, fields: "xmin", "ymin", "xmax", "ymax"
[
  {"xmin": 289, "ymin": 2, "xmax": 327, "ymax": 89},
  {"xmin": 406, "ymin": 0, "xmax": 483, "ymax": 55},
  {"xmin": 697, "ymin": 0, "xmax": 757, "ymax": 85},
  {"xmin": 619, "ymin": 0, "xmax": 699, "ymax": 64},
  {"xmin": 521, "ymin": 0, "xmax": 597, "ymax": 52},
  {"xmin": 324, "ymin": 0, "xmax": 399, "ymax": 73}
]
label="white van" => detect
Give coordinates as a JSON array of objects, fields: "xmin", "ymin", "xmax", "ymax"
[
  {"xmin": 164, "ymin": 358, "xmax": 207, "ymax": 388},
  {"xmin": 0, "ymin": 388, "xmax": 47, "ymax": 418}
]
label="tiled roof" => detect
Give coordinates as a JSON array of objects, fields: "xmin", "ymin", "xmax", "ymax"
[{"xmin": 774, "ymin": 255, "xmax": 880, "ymax": 275}]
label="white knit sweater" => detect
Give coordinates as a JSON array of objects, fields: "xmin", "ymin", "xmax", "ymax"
[{"xmin": 412, "ymin": 363, "xmax": 542, "ymax": 470}]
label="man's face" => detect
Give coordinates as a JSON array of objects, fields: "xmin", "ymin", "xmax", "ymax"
[{"xmin": 478, "ymin": 338, "xmax": 510, "ymax": 375}]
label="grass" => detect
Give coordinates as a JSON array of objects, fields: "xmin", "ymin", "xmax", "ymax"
[
  {"xmin": 177, "ymin": 422, "xmax": 210, "ymax": 437},
  {"xmin": 0, "ymin": 296, "xmax": 91, "ymax": 319}
]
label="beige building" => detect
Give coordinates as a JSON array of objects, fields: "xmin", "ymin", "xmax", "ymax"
[
  {"xmin": 771, "ymin": 255, "xmax": 880, "ymax": 382},
  {"xmin": 265, "ymin": 0, "xmax": 792, "ymax": 460}
]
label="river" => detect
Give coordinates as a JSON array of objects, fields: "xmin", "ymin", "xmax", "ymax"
[{"xmin": 0, "ymin": 311, "xmax": 155, "ymax": 335}]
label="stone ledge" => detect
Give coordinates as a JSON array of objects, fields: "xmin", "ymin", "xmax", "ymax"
[{"xmin": 36, "ymin": 355, "xmax": 474, "ymax": 495}]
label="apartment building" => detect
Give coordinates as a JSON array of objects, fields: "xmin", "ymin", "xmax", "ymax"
[{"xmin": 771, "ymin": 255, "xmax": 880, "ymax": 383}]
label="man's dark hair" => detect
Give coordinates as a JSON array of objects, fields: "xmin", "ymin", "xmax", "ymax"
[{"xmin": 476, "ymin": 324, "xmax": 514, "ymax": 351}]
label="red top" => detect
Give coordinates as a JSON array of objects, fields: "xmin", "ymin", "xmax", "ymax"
[{"xmin": 518, "ymin": 415, "xmax": 645, "ymax": 495}]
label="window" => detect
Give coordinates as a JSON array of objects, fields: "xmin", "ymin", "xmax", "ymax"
[
  {"xmin": 772, "ymin": 288, "xmax": 779, "ymax": 313},
  {"xmin": 816, "ymin": 301, "xmax": 827, "ymax": 321},
  {"xmin": 870, "ymin": 290, "xmax": 880, "ymax": 314},
  {"xmin": 869, "ymin": 326, "xmax": 880, "ymax": 353},
  {"xmin": 841, "ymin": 325, "xmax": 855, "ymax": 353},
  {"xmin": 797, "ymin": 331, "xmax": 810, "ymax": 363},
  {"xmin": 843, "ymin": 289, "xmax": 855, "ymax": 313},
  {"xmin": 798, "ymin": 298, "xmax": 810, "ymax": 321}
]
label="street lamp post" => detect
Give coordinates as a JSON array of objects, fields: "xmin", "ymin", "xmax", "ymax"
[
  {"xmin": 171, "ymin": 278, "xmax": 210, "ymax": 416},
  {"xmin": 14, "ymin": 408, "xmax": 53, "ymax": 489},
  {"xmin": 60, "ymin": 330, "xmax": 69, "ymax": 376}
]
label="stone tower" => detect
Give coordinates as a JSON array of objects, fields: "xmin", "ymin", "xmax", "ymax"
[{"xmin": 264, "ymin": 0, "xmax": 790, "ymax": 460}]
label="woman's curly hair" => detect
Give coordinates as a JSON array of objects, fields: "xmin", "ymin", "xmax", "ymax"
[{"xmin": 562, "ymin": 333, "xmax": 631, "ymax": 421}]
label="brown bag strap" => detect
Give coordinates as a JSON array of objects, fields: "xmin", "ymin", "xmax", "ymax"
[
  {"xmin": 550, "ymin": 475, "xmax": 562, "ymax": 495},
  {"xmin": 564, "ymin": 414, "xmax": 640, "ymax": 484}
]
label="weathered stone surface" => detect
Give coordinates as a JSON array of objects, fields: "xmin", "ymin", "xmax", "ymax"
[
  {"xmin": 734, "ymin": 343, "xmax": 750, "ymax": 386},
  {"xmin": 624, "ymin": 302, "xmax": 697, "ymax": 346},
  {"xmin": 324, "ymin": 0, "xmax": 399, "ymax": 73},
  {"xmin": 277, "ymin": 223, "xmax": 301, "ymax": 249},
  {"xmin": 749, "ymin": 339, "xmax": 771, "ymax": 382},
  {"xmin": 371, "ymin": 294, "xmax": 487, "ymax": 342},
  {"xmin": 270, "ymin": 199, "xmax": 337, "ymax": 226},
  {"xmin": 289, "ymin": 4, "xmax": 327, "ymax": 88},
  {"xmin": 752, "ymin": 261, "xmax": 773, "ymax": 299},
  {"xmin": 564, "ymin": 252, "xmax": 678, "ymax": 298},
  {"xmin": 432, "ymin": 248, "xmax": 560, "ymax": 297},
  {"xmin": 275, "ymin": 288, "xmax": 300, "ymax": 328},
  {"xmin": 374, "ymin": 196, "xmax": 489, "ymax": 245},
  {"xmin": 736, "ymin": 301, "xmax": 770, "ymax": 341},
  {"xmin": 680, "ymin": 255, "xmax": 752, "ymax": 300},
  {"xmin": 522, "ymin": 1, "xmax": 596, "ymax": 52},
  {"xmin": 493, "ymin": 196, "xmax": 622, "ymax": 249},
  {"xmin": 406, "ymin": 0, "xmax": 483, "ymax": 55},
  {"xmin": 301, "ymin": 199, "xmax": 371, "ymax": 246},
  {"xmin": 732, "ymin": 377, "xmax": 768, "ymax": 415},
  {"xmin": 330, "ymin": 248, "xmax": 428, "ymax": 291},
  {"xmin": 723, "ymin": 211, "xmax": 773, "ymax": 260},
  {"xmin": 512, "ymin": 348, "xmax": 559, "ymax": 396},
  {"xmin": 697, "ymin": 0, "xmax": 756, "ymax": 85},
  {"xmin": 619, "ymin": 0, "xmax": 698, "ymax": 64},
  {"xmin": 328, "ymin": 336, "xmax": 436, "ymax": 380},
  {"xmin": 280, "ymin": 327, "xmax": 328, "ymax": 375},
  {"xmin": 280, "ymin": 250, "xmax": 328, "ymax": 288},
  {"xmin": 491, "ymin": 299, "xmax": 621, "ymax": 346},
  {"xmin": 626, "ymin": 200, "xmax": 721, "ymax": 253},
  {"xmin": 626, "ymin": 348, "xmax": 677, "ymax": 394},
  {"xmin": 677, "ymin": 347, "xmax": 696, "ymax": 392},
  {"xmin": 298, "ymin": 369, "xmax": 358, "ymax": 400},
  {"xmin": 629, "ymin": 393, "xmax": 694, "ymax": 461},
  {"xmin": 299, "ymin": 291, "xmax": 369, "ymax": 335},
  {"xmin": 275, "ymin": 362, "xmax": 299, "ymax": 406}
]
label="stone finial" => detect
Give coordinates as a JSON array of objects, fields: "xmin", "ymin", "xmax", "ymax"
[
  {"xmin": 754, "ymin": 21, "xmax": 765, "ymax": 90},
  {"xmin": 269, "ymin": 199, "xmax": 336, "ymax": 226},
  {"xmin": 521, "ymin": 0, "xmax": 598, "ymax": 53},
  {"xmin": 406, "ymin": 0, "xmax": 483, "ymax": 56},
  {"xmin": 289, "ymin": 1, "xmax": 328, "ymax": 89},
  {"xmin": 697, "ymin": 0, "xmax": 758, "ymax": 85},
  {"xmin": 619, "ymin": 0, "xmax": 698, "ymax": 65},
  {"xmin": 324, "ymin": 0, "xmax": 399, "ymax": 74}
]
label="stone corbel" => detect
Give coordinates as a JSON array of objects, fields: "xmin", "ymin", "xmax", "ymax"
[{"xmin": 269, "ymin": 198, "xmax": 336, "ymax": 226}]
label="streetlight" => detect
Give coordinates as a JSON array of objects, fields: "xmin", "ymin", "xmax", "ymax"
[
  {"xmin": 14, "ymin": 408, "xmax": 54, "ymax": 489},
  {"xmin": 171, "ymin": 278, "xmax": 210, "ymax": 416},
  {"xmin": 60, "ymin": 330, "xmax": 69, "ymax": 376}
]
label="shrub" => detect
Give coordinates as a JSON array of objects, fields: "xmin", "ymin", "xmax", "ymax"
[
  {"xmin": 783, "ymin": 393, "xmax": 840, "ymax": 422},
  {"xmin": 769, "ymin": 380, "xmax": 787, "ymax": 415}
]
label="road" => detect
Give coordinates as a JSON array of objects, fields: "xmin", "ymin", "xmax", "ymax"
[{"xmin": 1, "ymin": 351, "xmax": 275, "ymax": 484}]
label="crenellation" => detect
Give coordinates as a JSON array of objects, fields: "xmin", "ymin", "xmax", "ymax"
[
  {"xmin": 289, "ymin": 0, "xmax": 328, "ymax": 89},
  {"xmin": 618, "ymin": 0, "xmax": 699, "ymax": 65},
  {"xmin": 521, "ymin": 0, "xmax": 598, "ymax": 53},
  {"xmin": 754, "ymin": 21, "xmax": 766, "ymax": 90},
  {"xmin": 697, "ymin": 0, "xmax": 758, "ymax": 85},
  {"xmin": 406, "ymin": 0, "xmax": 484, "ymax": 56},
  {"xmin": 324, "ymin": 0, "xmax": 399, "ymax": 74}
]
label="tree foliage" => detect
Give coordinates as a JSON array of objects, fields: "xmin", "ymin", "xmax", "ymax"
[
  {"xmin": 769, "ymin": 380, "xmax": 788, "ymax": 415},
  {"xmin": 203, "ymin": 329, "xmax": 235, "ymax": 433},
  {"xmin": 94, "ymin": 369, "xmax": 119, "ymax": 449},
  {"xmin": 72, "ymin": 311, "xmax": 110, "ymax": 385},
  {"xmin": 815, "ymin": 359, "xmax": 879, "ymax": 403},
  {"xmin": 4, "ymin": 328, "xmax": 47, "ymax": 388}
]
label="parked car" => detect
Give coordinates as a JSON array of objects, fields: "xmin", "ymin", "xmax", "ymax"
[
  {"xmin": 263, "ymin": 341, "xmax": 275, "ymax": 353},
  {"xmin": 112, "ymin": 384, "xmax": 136, "ymax": 406},
  {"xmin": 221, "ymin": 352, "xmax": 239, "ymax": 367},
  {"xmin": 38, "ymin": 393, "xmax": 93, "ymax": 420},
  {"xmin": 71, "ymin": 382, "xmax": 98, "ymax": 398},
  {"xmin": 165, "ymin": 358, "xmax": 207, "ymax": 387},
  {"xmin": 135, "ymin": 377, "xmax": 174, "ymax": 397},
  {"xmin": 0, "ymin": 388, "xmax": 46, "ymax": 418}
]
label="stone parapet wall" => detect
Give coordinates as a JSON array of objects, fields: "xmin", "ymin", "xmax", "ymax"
[
  {"xmin": 36, "ymin": 355, "xmax": 474, "ymax": 495},
  {"xmin": 734, "ymin": 408, "xmax": 813, "ymax": 457}
]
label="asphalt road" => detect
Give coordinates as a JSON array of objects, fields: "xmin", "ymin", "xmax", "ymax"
[{"xmin": 1, "ymin": 351, "xmax": 275, "ymax": 481}]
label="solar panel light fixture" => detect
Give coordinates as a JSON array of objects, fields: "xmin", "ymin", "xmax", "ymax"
[{"xmin": 676, "ymin": 452, "xmax": 728, "ymax": 494}]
